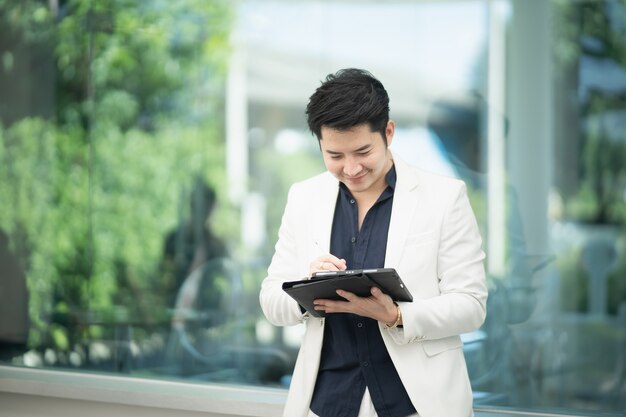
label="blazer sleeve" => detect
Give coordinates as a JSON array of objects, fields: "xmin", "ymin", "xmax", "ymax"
[
  {"xmin": 259, "ymin": 184, "xmax": 309, "ymax": 327},
  {"xmin": 388, "ymin": 182, "xmax": 488, "ymax": 344}
]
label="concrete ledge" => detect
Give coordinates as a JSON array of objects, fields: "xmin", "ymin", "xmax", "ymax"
[
  {"xmin": 0, "ymin": 365, "xmax": 286, "ymax": 417},
  {"xmin": 0, "ymin": 365, "xmax": 589, "ymax": 417}
]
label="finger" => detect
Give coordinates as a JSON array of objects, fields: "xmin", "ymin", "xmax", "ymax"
[
  {"xmin": 370, "ymin": 286, "xmax": 384, "ymax": 299},
  {"xmin": 314, "ymin": 298, "xmax": 349, "ymax": 314},
  {"xmin": 313, "ymin": 299, "xmax": 330, "ymax": 312},
  {"xmin": 370, "ymin": 287, "xmax": 392, "ymax": 304},
  {"xmin": 313, "ymin": 303, "xmax": 326, "ymax": 312},
  {"xmin": 325, "ymin": 255, "xmax": 347, "ymax": 270},
  {"xmin": 309, "ymin": 255, "xmax": 347, "ymax": 275},
  {"xmin": 324, "ymin": 261, "xmax": 344, "ymax": 271},
  {"xmin": 336, "ymin": 289, "xmax": 357, "ymax": 301},
  {"xmin": 309, "ymin": 257, "xmax": 327, "ymax": 276},
  {"xmin": 309, "ymin": 261, "xmax": 318, "ymax": 273},
  {"xmin": 312, "ymin": 256, "xmax": 332, "ymax": 269}
]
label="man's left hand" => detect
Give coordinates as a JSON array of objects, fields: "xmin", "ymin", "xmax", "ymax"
[{"xmin": 313, "ymin": 287, "xmax": 398, "ymax": 325}]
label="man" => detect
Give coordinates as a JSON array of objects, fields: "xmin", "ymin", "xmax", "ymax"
[{"xmin": 260, "ymin": 68, "xmax": 487, "ymax": 417}]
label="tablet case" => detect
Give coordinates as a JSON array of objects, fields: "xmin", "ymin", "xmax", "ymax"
[{"xmin": 282, "ymin": 268, "xmax": 413, "ymax": 318}]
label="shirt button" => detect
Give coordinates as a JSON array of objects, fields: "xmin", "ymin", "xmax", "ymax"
[
  {"xmin": 362, "ymin": 361, "xmax": 369, "ymax": 367},
  {"xmin": 351, "ymin": 237, "xmax": 356, "ymax": 243},
  {"xmin": 357, "ymin": 322, "xmax": 363, "ymax": 328},
  {"xmin": 350, "ymin": 199, "xmax": 355, "ymax": 204}
]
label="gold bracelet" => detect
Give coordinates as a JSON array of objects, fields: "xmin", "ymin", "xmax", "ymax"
[{"xmin": 385, "ymin": 304, "xmax": 402, "ymax": 329}]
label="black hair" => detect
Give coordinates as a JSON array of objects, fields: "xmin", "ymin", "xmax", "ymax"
[{"xmin": 305, "ymin": 68, "xmax": 390, "ymax": 144}]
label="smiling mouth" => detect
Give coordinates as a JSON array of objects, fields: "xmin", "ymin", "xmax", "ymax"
[{"xmin": 343, "ymin": 171, "xmax": 368, "ymax": 181}]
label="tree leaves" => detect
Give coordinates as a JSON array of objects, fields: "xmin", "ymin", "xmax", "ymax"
[{"xmin": 0, "ymin": 0, "xmax": 233, "ymax": 350}]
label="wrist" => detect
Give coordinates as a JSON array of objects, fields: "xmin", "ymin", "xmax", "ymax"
[{"xmin": 385, "ymin": 303, "xmax": 402, "ymax": 328}]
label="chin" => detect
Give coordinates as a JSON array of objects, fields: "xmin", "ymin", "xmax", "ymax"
[{"xmin": 346, "ymin": 182, "xmax": 370, "ymax": 194}]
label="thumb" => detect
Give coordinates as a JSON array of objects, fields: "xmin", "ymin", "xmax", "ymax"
[{"xmin": 370, "ymin": 286, "xmax": 385, "ymax": 300}]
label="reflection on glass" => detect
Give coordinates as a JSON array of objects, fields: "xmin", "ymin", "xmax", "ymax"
[
  {"xmin": 160, "ymin": 180, "xmax": 229, "ymax": 310},
  {"xmin": 0, "ymin": 0, "xmax": 625, "ymax": 416},
  {"xmin": 426, "ymin": 91, "xmax": 543, "ymax": 404},
  {"xmin": 0, "ymin": 229, "xmax": 30, "ymax": 362}
]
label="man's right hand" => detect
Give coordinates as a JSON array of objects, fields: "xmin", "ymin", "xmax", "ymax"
[{"xmin": 309, "ymin": 255, "xmax": 347, "ymax": 277}]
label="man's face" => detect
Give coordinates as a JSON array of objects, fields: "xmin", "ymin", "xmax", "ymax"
[{"xmin": 319, "ymin": 121, "xmax": 394, "ymax": 197}]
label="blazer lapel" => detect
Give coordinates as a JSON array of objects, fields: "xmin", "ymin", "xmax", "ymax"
[
  {"xmin": 312, "ymin": 174, "xmax": 339, "ymax": 254},
  {"xmin": 385, "ymin": 155, "xmax": 420, "ymax": 268}
]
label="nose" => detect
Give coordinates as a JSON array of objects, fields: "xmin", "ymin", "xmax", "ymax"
[{"xmin": 343, "ymin": 158, "xmax": 362, "ymax": 177}]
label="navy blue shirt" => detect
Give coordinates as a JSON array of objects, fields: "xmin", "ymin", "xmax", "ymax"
[{"xmin": 310, "ymin": 165, "xmax": 416, "ymax": 417}]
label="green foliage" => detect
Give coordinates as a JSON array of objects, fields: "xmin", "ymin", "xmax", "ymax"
[
  {"xmin": 0, "ymin": 0, "xmax": 54, "ymax": 44},
  {"xmin": 554, "ymin": 1, "xmax": 626, "ymax": 225},
  {"xmin": 553, "ymin": 0, "xmax": 626, "ymax": 317},
  {"xmin": 0, "ymin": 0, "xmax": 233, "ymax": 350},
  {"xmin": 565, "ymin": 90, "xmax": 626, "ymax": 224}
]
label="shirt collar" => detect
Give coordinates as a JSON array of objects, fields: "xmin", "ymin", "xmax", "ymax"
[{"xmin": 385, "ymin": 163, "xmax": 397, "ymax": 190}]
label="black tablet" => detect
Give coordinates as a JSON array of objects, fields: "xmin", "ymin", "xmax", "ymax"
[{"xmin": 282, "ymin": 268, "xmax": 413, "ymax": 318}]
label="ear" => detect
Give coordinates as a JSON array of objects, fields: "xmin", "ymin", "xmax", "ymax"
[{"xmin": 385, "ymin": 120, "xmax": 395, "ymax": 147}]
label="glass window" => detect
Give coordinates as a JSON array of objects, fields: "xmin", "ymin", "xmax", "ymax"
[{"xmin": 1, "ymin": 1, "xmax": 625, "ymax": 416}]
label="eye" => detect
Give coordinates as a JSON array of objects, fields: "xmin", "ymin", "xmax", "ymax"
[{"xmin": 329, "ymin": 154, "xmax": 342, "ymax": 160}]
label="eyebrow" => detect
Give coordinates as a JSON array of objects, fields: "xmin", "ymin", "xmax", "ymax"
[{"xmin": 325, "ymin": 144, "xmax": 372, "ymax": 155}]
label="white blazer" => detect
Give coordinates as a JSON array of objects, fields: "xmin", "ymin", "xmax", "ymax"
[{"xmin": 260, "ymin": 153, "xmax": 487, "ymax": 417}]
